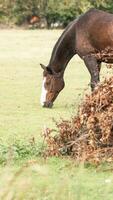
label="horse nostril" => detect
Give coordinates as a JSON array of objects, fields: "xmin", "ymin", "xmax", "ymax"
[
  {"xmin": 42, "ymin": 102, "xmax": 53, "ymax": 108},
  {"xmin": 48, "ymin": 102, "xmax": 53, "ymax": 108}
]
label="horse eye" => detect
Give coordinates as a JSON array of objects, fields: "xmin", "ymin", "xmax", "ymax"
[{"xmin": 46, "ymin": 81, "xmax": 50, "ymax": 86}]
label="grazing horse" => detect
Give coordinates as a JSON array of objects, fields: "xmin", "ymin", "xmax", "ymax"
[{"xmin": 40, "ymin": 8, "xmax": 113, "ymax": 108}]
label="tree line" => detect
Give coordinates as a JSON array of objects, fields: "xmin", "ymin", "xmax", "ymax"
[{"xmin": 0, "ymin": 0, "xmax": 113, "ymax": 28}]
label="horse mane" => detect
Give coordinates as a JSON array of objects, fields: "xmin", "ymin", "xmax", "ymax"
[{"xmin": 49, "ymin": 19, "xmax": 77, "ymax": 67}]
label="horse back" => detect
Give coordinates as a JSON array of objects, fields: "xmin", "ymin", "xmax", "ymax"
[{"xmin": 76, "ymin": 9, "xmax": 113, "ymax": 56}]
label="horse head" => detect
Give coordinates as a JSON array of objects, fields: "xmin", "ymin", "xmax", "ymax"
[{"xmin": 40, "ymin": 64, "xmax": 65, "ymax": 108}]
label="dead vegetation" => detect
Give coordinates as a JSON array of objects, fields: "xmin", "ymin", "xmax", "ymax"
[{"xmin": 44, "ymin": 76, "xmax": 113, "ymax": 164}]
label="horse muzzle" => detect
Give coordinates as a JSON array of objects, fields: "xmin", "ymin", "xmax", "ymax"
[{"xmin": 42, "ymin": 101, "xmax": 53, "ymax": 108}]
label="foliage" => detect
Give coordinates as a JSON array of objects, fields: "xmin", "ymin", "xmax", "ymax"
[
  {"xmin": 44, "ymin": 76, "xmax": 113, "ymax": 164},
  {"xmin": 45, "ymin": 0, "xmax": 76, "ymax": 27},
  {"xmin": 0, "ymin": 0, "xmax": 113, "ymax": 27},
  {"xmin": 0, "ymin": 138, "xmax": 45, "ymax": 165}
]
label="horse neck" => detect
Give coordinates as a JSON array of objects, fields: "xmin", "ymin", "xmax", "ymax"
[{"xmin": 49, "ymin": 22, "xmax": 76, "ymax": 73}]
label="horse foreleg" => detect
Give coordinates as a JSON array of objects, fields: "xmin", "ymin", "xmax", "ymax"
[{"xmin": 83, "ymin": 55, "xmax": 101, "ymax": 91}]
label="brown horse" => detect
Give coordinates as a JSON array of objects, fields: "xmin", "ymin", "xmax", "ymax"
[{"xmin": 40, "ymin": 8, "xmax": 113, "ymax": 108}]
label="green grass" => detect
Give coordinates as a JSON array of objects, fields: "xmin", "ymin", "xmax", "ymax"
[
  {"xmin": 0, "ymin": 29, "xmax": 113, "ymax": 199},
  {"xmin": 0, "ymin": 29, "xmax": 112, "ymax": 142},
  {"xmin": 0, "ymin": 29, "xmax": 89, "ymax": 142},
  {"xmin": 0, "ymin": 158, "xmax": 113, "ymax": 200}
]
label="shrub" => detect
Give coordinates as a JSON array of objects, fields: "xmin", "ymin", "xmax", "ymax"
[
  {"xmin": 0, "ymin": 0, "xmax": 113, "ymax": 27},
  {"xmin": 0, "ymin": 138, "xmax": 45, "ymax": 165}
]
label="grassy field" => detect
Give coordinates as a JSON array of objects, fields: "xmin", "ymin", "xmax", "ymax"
[
  {"xmin": 0, "ymin": 29, "xmax": 91, "ymax": 142},
  {"xmin": 0, "ymin": 30, "xmax": 113, "ymax": 199}
]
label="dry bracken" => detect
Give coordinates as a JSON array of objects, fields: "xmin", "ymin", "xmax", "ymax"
[{"xmin": 44, "ymin": 76, "xmax": 113, "ymax": 164}]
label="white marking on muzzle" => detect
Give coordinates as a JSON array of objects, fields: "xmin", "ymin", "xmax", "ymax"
[{"xmin": 40, "ymin": 77, "xmax": 47, "ymax": 106}]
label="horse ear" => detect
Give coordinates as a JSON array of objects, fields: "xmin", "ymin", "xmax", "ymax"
[
  {"xmin": 40, "ymin": 64, "xmax": 53, "ymax": 75},
  {"xmin": 40, "ymin": 63, "xmax": 46, "ymax": 70}
]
